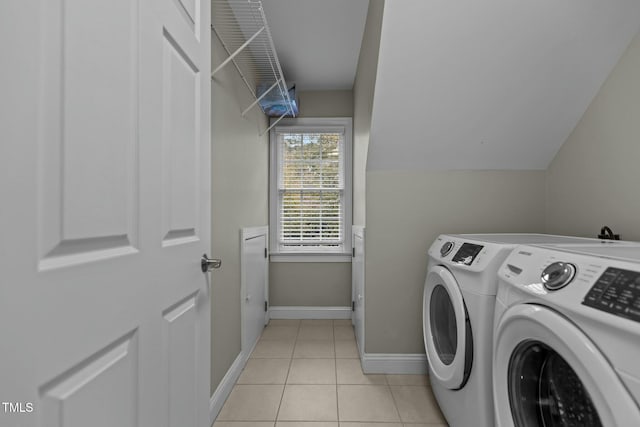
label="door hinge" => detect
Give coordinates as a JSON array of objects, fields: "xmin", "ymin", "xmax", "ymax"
[
  {"xmin": 264, "ymin": 301, "xmax": 268, "ymax": 312},
  {"xmin": 351, "ymin": 301, "xmax": 355, "ymax": 311},
  {"xmin": 352, "ymin": 247, "xmax": 355, "ymax": 257},
  {"xmin": 264, "ymin": 248, "xmax": 268, "ymax": 258}
]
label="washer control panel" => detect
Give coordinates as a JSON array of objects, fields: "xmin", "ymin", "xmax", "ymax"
[
  {"xmin": 452, "ymin": 243, "xmax": 484, "ymax": 266},
  {"xmin": 583, "ymin": 267, "xmax": 640, "ymax": 323}
]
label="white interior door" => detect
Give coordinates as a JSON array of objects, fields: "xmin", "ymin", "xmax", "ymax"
[
  {"xmin": 241, "ymin": 227, "xmax": 269, "ymax": 353},
  {"xmin": 0, "ymin": 0, "xmax": 211, "ymax": 426}
]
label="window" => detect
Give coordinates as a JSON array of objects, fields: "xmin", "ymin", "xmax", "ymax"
[{"xmin": 270, "ymin": 118, "xmax": 352, "ymax": 261}]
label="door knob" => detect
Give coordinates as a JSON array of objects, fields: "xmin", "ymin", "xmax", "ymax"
[{"xmin": 201, "ymin": 254, "xmax": 222, "ymax": 272}]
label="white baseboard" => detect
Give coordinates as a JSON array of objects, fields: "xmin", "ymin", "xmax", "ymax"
[
  {"xmin": 209, "ymin": 351, "xmax": 247, "ymax": 425},
  {"xmin": 361, "ymin": 353, "xmax": 428, "ymax": 374},
  {"xmin": 269, "ymin": 306, "xmax": 352, "ymax": 319}
]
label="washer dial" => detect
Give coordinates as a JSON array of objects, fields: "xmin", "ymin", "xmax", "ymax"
[
  {"xmin": 440, "ymin": 241, "xmax": 455, "ymax": 257},
  {"xmin": 541, "ymin": 262, "xmax": 576, "ymax": 291}
]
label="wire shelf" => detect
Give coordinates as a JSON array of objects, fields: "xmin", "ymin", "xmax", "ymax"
[{"xmin": 212, "ymin": 0, "xmax": 296, "ymax": 134}]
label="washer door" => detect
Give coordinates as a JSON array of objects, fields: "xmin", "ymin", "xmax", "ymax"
[
  {"xmin": 493, "ymin": 304, "xmax": 640, "ymax": 427},
  {"xmin": 423, "ymin": 265, "xmax": 473, "ymax": 389}
]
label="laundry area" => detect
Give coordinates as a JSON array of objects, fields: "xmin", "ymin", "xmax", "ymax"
[
  {"xmin": 3, "ymin": 1, "xmax": 640, "ymax": 426},
  {"xmin": 208, "ymin": 1, "xmax": 640, "ymax": 424}
]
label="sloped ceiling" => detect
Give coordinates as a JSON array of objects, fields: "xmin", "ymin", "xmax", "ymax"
[
  {"xmin": 367, "ymin": 0, "xmax": 640, "ymax": 171},
  {"xmin": 261, "ymin": 0, "xmax": 369, "ymax": 90}
]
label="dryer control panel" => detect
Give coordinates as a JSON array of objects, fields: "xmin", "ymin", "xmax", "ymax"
[
  {"xmin": 452, "ymin": 243, "xmax": 484, "ymax": 266},
  {"xmin": 583, "ymin": 267, "xmax": 640, "ymax": 323}
]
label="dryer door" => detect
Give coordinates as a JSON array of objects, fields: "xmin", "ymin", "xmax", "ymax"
[
  {"xmin": 423, "ymin": 265, "xmax": 473, "ymax": 389},
  {"xmin": 493, "ymin": 304, "xmax": 640, "ymax": 427}
]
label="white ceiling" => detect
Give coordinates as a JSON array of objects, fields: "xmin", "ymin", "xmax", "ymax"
[
  {"xmin": 367, "ymin": 0, "xmax": 640, "ymax": 171},
  {"xmin": 261, "ymin": 0, "xmax": 369, "ymax": 91}
]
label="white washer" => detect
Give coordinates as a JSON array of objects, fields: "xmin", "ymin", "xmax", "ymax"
[
  {"xmin": 423, "ymin": 234, "xmax": 627, "ymax": 427},
  {"xmin": 493, "ymin": 244, "xmax": 640, "ymax": 427}
]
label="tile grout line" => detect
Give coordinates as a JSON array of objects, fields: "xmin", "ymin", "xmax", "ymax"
[
  {"xmin": 335, "ymin": 322, "xmax": 339, "ymax": 423},
  {"xmin": 273, "ymin": 320, "xmax": 298, "ymax": 423},
  {"xmin": 334, "ymin": 320, "xmax": 342, "ymax": 424},
  {"xmin": 388, "ymin": 383, "xmax": 406, "ymax": 425},
  {"xmin": 333, "ymin": 320, "xmax": 339, "ymax": 423}
]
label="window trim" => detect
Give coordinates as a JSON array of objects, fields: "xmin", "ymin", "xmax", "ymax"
[{"xmin": 269, "ymin": 117, "xmax": 352, "ymax": 261}]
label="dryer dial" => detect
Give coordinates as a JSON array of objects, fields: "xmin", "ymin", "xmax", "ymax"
[
  {"xmin": 440, "ymin": 241, "xmax": 455, "ymax": 257},
  {"xmin": 541, "ymin": 262, "xmax": 576, "ymax": 291}
]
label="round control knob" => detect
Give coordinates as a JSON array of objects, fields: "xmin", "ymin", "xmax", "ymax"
[
  {"xmin": 541, "ymin": 262, "xmax": 576, "ymax": 291},
  {"xmin": 440, "ymin": 241, "xmax": 454, "ymax": 257}
]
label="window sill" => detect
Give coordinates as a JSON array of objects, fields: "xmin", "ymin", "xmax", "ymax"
[{"xmin": 270, "ymin": 253, "xmax": 352, "ymax": 263}]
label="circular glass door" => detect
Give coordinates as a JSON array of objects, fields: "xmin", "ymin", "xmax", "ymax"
[
  {"xmin": 493, "ymin": 304, "xmax": 640, "ymax": 427},
  {"xmin": 508, "ymin": 340, "xmax": 602, "ymax": 427},
  {"xmin": 423, "ymin": 266, "xmax": 473, "ymax": 389},
  {"xmin": 430, "ymin": 285, "xmax": 458, "ymax": 365}
]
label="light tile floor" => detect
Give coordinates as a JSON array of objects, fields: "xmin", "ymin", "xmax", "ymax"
[{"xmin": 215, "ymin": 319, "xmax": 448, "ymax": 427}]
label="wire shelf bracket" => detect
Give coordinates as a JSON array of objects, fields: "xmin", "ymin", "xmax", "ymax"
[{"xmin": 211, "ymin": 0, "xmax": 296, "ymax": 135}]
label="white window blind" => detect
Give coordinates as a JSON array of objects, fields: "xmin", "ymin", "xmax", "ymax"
[{"xmin": 276, "ymin": 127, "xmax": 345, "ymax": 251}]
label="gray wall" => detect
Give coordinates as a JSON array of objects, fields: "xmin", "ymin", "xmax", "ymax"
[
  {"xmin": 357, "ymin": 0, "xmax": 548, "ymax": 355},
  {"xmin": 546, "ymin": 32, "xmax": 640, "ymax": 241},
  {"xmin": 298, "ymin": 90, "xmax": 353, "ymax": 117},
  {"xmin": 364, "ymin": 170, "xmax": 546, "ymax": 353},
  {"xmin": 353, "ymin": 0, "xmax": 385, "ymax": 227},
  {"xmin": 270, "ymin": 263, "xmax": 352, "ymax": 306},
  {"xmin": 210, "ymin": 21, "xmax": 269, "ymax": 392},
  {"xmin": 269, "ymin": 90, "xmax": 353, "ymax": 307}
]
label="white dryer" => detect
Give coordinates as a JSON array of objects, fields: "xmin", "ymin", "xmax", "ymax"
[
  {"xmin": 493, "ymin": 244, "xmax": 640, "ymax": 427},
  {"xmin": 423, "ymin": 234, "xmax": 618, "ymax": 427}
]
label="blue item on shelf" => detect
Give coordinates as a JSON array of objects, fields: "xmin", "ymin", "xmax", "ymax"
[{"xmin": 257, "ymin": 84, "xmax": 298, "ymax": 117}]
